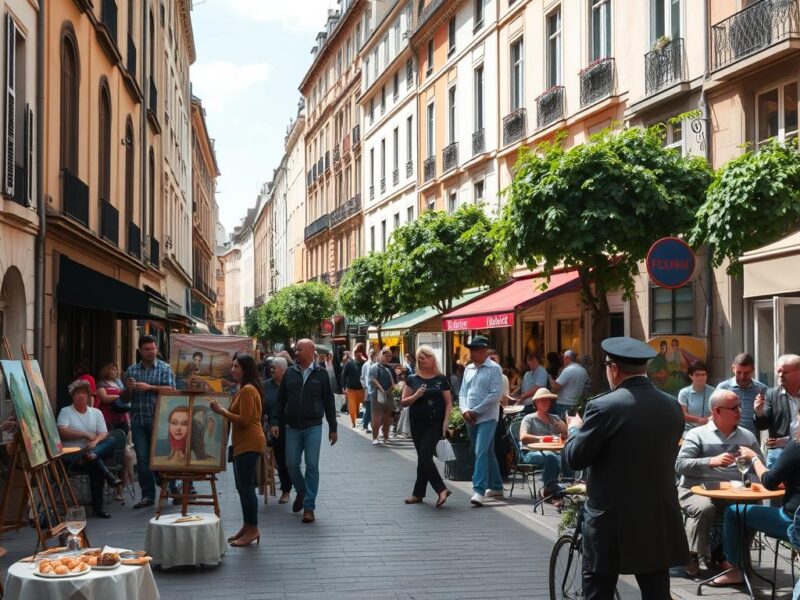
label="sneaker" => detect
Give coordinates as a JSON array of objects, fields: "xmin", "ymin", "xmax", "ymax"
[
  {"xmin": 377, "ymin": 438, "xmax": 385, "ymax": 445},
  {"xmin": 470, "ymin": 493, "xmax": 485, "ymax": 507},
  {"xmin": 485, "ymin": 489, "xmax": 504, "ymax": 498},
  {"xmin": 372, "ymin": 439, "xmax": 380, "ymax": 445}
]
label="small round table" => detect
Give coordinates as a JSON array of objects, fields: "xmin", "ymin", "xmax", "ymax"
[
  {"xmin": 691, "ymin": 483, "xmax": 785, "ymax": 599},
  {"xmin": 526, "ymin": 441, "xmax": 566, "ymax": 452},
  {"xmin": 5, "ymin": 561, "xmax": 159, "ymax": 600},
  {"xmin": 144, "ymin": 513, "xmax": 225, "ymax": 569},
  {"xmin": 502, "ymin": 405, "xmax": 525, "ymax": 416}
]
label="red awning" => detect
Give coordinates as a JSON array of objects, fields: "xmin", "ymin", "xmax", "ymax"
[{"xmin": 441, "ymin": 271, "xmax": 582, "ymax": 331}]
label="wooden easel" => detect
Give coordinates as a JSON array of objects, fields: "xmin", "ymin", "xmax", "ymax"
[{"xmin": 155, "ymin": 472, "xmax": 220, "ymax": 519}]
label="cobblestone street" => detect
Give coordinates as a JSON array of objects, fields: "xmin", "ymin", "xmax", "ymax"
[{"xmin": 1, "ymin": 415, "xmax": 796, "ymax": 598}]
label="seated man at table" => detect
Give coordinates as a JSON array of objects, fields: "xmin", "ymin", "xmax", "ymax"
[
  {"xmin": 57, "ymin": 379, "xmax": 122, "ymax": 519},
  {"xmin": 675, "ymin": 388, "xmax": 763, "ymax": 577},
  {"xmin": 518, "ymin": 388, "xmax": 569, "ymax": 487}
]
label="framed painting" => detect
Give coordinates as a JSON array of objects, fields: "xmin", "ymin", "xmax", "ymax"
[
  {"xmin": 150, "ymin": 392, "xmax": 231, "ymax": 473},
  {"xmin": 21, "ymin": 360, "xmax": 63, "ymax": 459},
  {"xmin": 0, "ymin": 361, "xmax": 48, "ymax": 468},
  {"xmin": 169, "ymin": 334, "xmax": 251, "ymax": 393}
]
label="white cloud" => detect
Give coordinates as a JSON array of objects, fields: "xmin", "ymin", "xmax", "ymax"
[
  {"xmin": 190, "ymin": 61, "xmax": 271, "ymax": 111},
  {"xmin": 229, "ymin": 0, "xmax": 335, "ymax": 32}
]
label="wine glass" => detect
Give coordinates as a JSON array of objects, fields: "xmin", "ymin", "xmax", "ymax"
[
  {"xmin": 65, "ymin": 506, "xmax": 86, "ymax": 553},
  {"xmin": 735, "ymin": 455, "xmax": 750, "ymax": 486}
]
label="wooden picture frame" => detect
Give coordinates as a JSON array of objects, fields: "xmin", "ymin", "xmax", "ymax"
[{"xmin": 150, "ymin": 391, "xmax": 231, "ymax": 473}]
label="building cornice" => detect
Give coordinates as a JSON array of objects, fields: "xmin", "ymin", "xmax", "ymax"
[
  {"xmin": 178, "ymin": 0, "xmax": 196, "ymax": 65},
  {"xmin": 191, "ymin": 98, "xmax": 221, "ymax": 176},
  {"xmin": 410, "ymin": 0, "xmax": 467, "ymax": 50},
  {"xmin": 361, "ymin": 0, "xmax": 405, "ymax": 55}
]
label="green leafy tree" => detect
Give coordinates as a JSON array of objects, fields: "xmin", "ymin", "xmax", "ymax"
[
  {"xmin": 271, "ymin": 282, "xmax": 336, "ymax": 340},
  {"xmin": 386, "ymin": 204, "xmax": 505, "ymax": 314},
  {"xmin": 496, "ymin": 125, "xmax": 712, "ymax": 389},
  {"xmin": 257, "ymin": 295, "xmax": 290, "ymax": 345},
  {"xmin": 337, "ymin": 252, "xmax": 396, "ymax": 347},
  {"xmin": 691, "ymin": 140, "xmax": 800, "ymax": 275},
  {"xmin": 243, "ymin": 306, "xmax": 260, "ymax": 338}
]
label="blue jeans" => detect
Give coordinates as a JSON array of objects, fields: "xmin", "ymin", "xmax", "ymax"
[
  {"xmin": 723, "ymin": 504, "xmax": 792, "ymax": 566},
  {"xmin": 233, "ymin": 451, "xmax": 260, "ymax": 526},
  {"xmin": 362, "ymin": 399, "xmax": 372, "ymax": 431},
  {"xmin": 467, "ymin": 420, "xmax": 502, "ymax": 495},
  {"xmin": 553, "ymin": 403, "xmax": 572, "ymax": 419},
  {"xmin": 522, "ymin": 450, "xmax": 561, "ymax": 485},
  {"xmin": 767, "ymin": 447, "xmax": 784, "ymax": 469},
  {"xmin": 131, "ymin": 422, "xmax": 156, "ymax": 500},
  {"xmin": 285, "ymin": 425, "xmax": 322, "ymax": 511}
]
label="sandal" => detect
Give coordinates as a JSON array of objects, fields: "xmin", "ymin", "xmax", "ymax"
[
  {"xmin": 404, "ymin": 496, "xmax": 423, "ymax": 504},
  {"xmin": 436, "ymin": 490, "xmax": 452, "ymax": 508}
]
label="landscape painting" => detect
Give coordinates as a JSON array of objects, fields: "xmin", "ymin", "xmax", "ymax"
[
  {"xmin": 0, "ymin": 360, "xmax": 48, "ymax": 468},
  {"xmin": 22, "ymin": 359, "xmax": 63, "ymax": 459}
]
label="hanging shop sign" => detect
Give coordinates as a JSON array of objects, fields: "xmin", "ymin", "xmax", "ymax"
[{"xmin": 646, "ymin": 237, "xmax": 696, "ymax": 289}]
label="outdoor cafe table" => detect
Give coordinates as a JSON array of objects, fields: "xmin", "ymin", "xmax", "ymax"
[
  {"xmin": 145, "ymin": 512, "xmax": 225, "ymax": 569},
  {"xmin": 502, "ymin": 405, "xmax": 525, "ymax": 416},
  {"xmin": 5, "ymin": 560, "xmax": 159, "ymax": 600},
  {"xmin": 526, "ymin": 441, "xmax": 566, "ymax": 452},
  {"xmin": 691, "ymin": 483, "xmax": 785, "ymax": 599}
]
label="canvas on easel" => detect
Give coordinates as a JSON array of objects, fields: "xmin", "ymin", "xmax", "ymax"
[
  {"xmin": 21, "ymin": 359, "xmax": 63, "ymax": 459},
  {"xmin": 0, "ymin": 360, "xmax": 48, "ymax": 468}
]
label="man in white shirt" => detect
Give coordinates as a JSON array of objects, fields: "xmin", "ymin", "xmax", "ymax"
[
  {"xmin": 550, "ymin": 350, "xmax": 589, "ymax": 417},
  {"xmin": 360, "ymin": 348, "xmax": 376, "ymax": 433}
]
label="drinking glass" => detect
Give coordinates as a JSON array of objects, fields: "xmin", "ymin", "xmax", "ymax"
[
  {"xmin": 65, "ymin": 506, "xmax": 86, "ymax": 553},
  {"xmin": 735, "ymin": 455, "xmax": 749, "ymax": 486}
]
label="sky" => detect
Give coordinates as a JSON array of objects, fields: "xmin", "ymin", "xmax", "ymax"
[{"xmin": 190, "ymin": 0, "xmax": 338, "ymax": 236}]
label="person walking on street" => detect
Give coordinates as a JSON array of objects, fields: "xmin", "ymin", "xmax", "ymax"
[
  {"xmin": 270, "ymin": 339, "xmax": 338, "ymax": 524},
  {"xmin": 563, "ymin": 337, "xmax": 687, "ymax": 600},
  {"xmin": 263, "ymin": 357, "xmax": 292, "ymax": 504},
  {"xmin": 716, "ymin": 352, "xmax": 767, "ymax": 437},
  {"xmin": 360, "ymin": 348, "xmax": 376, "ymax": 433},
  {"xmin": 459, "ymin": 335, "xmax": 504, "ymax": 506},
  {"xmin": 342, "ymin": 343, "xmax": 366, "ymax": 427},
  {"xmin": 369, "ymin": 348, "xmax": 396, "ymax": 445},
  {"xmin": 122, "ymin": 335, "xmax": 176, "ymax": 509},
  {"xmin": 550, "ymin": 349, "xmax": 589, "ymax": 418},
  {"xmin": 401, "ymin": 346, "xmax": 452, "ymax": 507},
  {"xmin": 211, "ymin": 354, "xmax": 266, "ymax": 546}
]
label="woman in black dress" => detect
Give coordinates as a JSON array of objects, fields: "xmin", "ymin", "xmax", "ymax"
[{"xmin": 401, "ymin": 346, "xmax": 452, "ymax": 507}]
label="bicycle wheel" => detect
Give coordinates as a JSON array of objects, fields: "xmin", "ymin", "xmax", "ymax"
[{"xmin": 549, "ymin": 534, "xmax": 583, "ymax": 599}]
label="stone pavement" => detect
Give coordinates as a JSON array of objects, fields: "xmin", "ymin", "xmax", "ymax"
[{"xmin": 0, "ymin": 414, "xmax": 795, "ymax": 599}]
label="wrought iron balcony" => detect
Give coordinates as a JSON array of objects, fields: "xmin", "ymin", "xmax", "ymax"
[
  {"xmin": 423, "ymin": 156, "xmax": 436, "ymax": 182},
  {"xmin": 712, "ymin": 0, "xmax": 800, "ymax": 71},
  {"xmin": 150, "ymin": 237, "xmax": 160, "ymax": 268},
  {"xmin": 126, "ymin": 34, "xmax": 136, "ymax": 76},
  {"xmin": 335, "ymin": 268, "xmax": 349, "ymax": 284},
  {"xmin": 62, "ymin": 168, "xmax": 89, "ymax": 226},
  {"xmin": 502, "ymin": 108, "xmax": 527, "ymax": 146},
  {"xmin": 407, "ymin": 69, "xmax": 414, "ymax": 90},
  {"xmin": 393, "ymin": 87, "xmax": 399, "ymax": 102},
  {"xmin": 393, "ymin": 168, "xmax": 399, "ymax": 186},
  {"xmin": 380, "ymin": 177, "xmax": 386, "ymax": 194},
  {"xmin": 536, "ymin": 86, "xmax": 565, "ymax": 129},
  {"xmin": 380, "ymin": 101, "xmax": 386, "ymax": 115},
  {"xmin": 579, "ymin": 57, "xmax": 615, "ymax": 108},
  {"xmin": 417, "ymin": 0, "xmax": 446, "ymax": 32},
  {"xmin": 333, "ymin": 144, "xmax": 340, "ymax": 163},
  {"xmin": 352, "ymin": 125, "xmax": 361, "ymax": 147},
  {"xmin": 127, "ymin": 221, "xmax": 141, "ymax": 259},
  {"xmin": 100, "ymin": 200, "xmax": 119, "ymax": 245},
  {"xmin": 443, "ymin": 142, "xmax": 458, "ymax": 173},
  {"xmin": 320, "ymin": 272, "xmax": 331, "ymax": 286},
  {"xmin": 304, "ymin": 213, "xmax": 330, "ymax": 240},
  {"xmin": 472, "ymin": 129, "xmax": 485, "ymax": 155},
  {"xmin": 330, "ymin": 194, "xmax": 362, "ymax": 227},
  {"xmin": 645, "ymin": 38, "xmax": 685, "ymax": 95},
  {"xmin": 406, "ymin": 160, "xmax": 413, "ymax": 178},
  {"xmin": 369, "ymin": 184, "xmax": 375, "ymax": 200}
]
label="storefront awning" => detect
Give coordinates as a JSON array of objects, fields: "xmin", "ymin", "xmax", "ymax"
[
  {"xmin": 367, "ymin": 289, "xmax": 487, "ymax": 336},
  {"xmin": 441, "ymin": 271, "xmax": 582, "ymax": 331},
  {"xmin": 56, "ymin": 255, "xmax": 168, "ymax": 319},
  {"xmin": 742, "ymin": 230, "xmax": 800, "ymax": 298}
]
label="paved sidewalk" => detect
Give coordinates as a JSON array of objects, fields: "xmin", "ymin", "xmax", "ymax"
[{"xmin": 0, "ymin": 415, "xmax": 795, "ymax": 598}]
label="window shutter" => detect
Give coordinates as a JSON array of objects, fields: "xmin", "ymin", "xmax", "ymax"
[
  {"xmin": 4, "ymin": 13, "xmax": 15, "ymax": 198},
  {"xmin": 25, "ymin": 104, "xmax": 32, "ymax": 205}
]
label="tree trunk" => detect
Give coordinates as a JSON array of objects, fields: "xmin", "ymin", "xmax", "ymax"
[
  {"xmin": 377, "ymin": 322, "xmax": 383, "ymax": 351},
  {"xmin": 579, "ymin": 269, "xmax": 611, "ymax": 393}
]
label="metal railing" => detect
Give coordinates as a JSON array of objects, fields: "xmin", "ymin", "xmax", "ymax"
[
  {"xmin": 335, "ymin": 268, "xmax": 349, "ymax": 284},
  {"xmin": 329, "ymin": 194, "xmax": 361, "ymax": 227},
  {"xmin": 62, "ymin": 168, "xmax": 89, "ymax": 226},
  {"xmin": 423, "ymin": 156, "xmax": 436, "ymax": 182},
  {"xmin": 100, "ymin": 200, "xmax": 119, "ymax": 245},
  {"xmin": 416, "ymin": 0, "xmax": 446, "ymax": 32},
  {"xmin": 127, "ymin": 34, "xmax": 136, "ymax": 76},
  {"xmin": 536, "ymin": 86, "xmax": 565, "ymax": 129},
  {"xmin": 380, "ymin": 177, "xmax": 386, "ymax": 194},
  {"xmin": 579, "ymin": 57, "xmax": 615, "ymax": 107},
  {"xmin": 101, "ymin": 0, "xmax": 118, "ymax": 45},
  {"xmin": 503, "ymin": 108, "xmax": 527, "ymax": 146},
  {"xmin": 150, "ymin": 237, "xmax": 160, "ymax": 268},
  {"xmin": 393, "ymin": 168, "xmax": 399, "ymax": 186},
  {"xmin": 645, "ymin": 38, "xmax": 685, "ymax": 95},
  {"xmin": 333, "ymin": 144, "xmax": 340, "ymax": 163},
  {"xmin": 443, "ymin": 142, "xmax": 458, "ymax": 173},
  {"xmin": 127, "ymin": 221, "xmax": 141, "ymax": 259},
  {"xmin": 711, "ymin": 0, "xmax": 800, "ymax": 70},
  {"xmin": 369, "ymin": 184, "xmax": 375, "ymax": 200},
  {"xmin": 406, "ymin": 160, "xmax": 413, "ymax": 178},
  {"xmin": 472, "ymin": 129, "xmax": 485, "ymax": 155},
  {"xmin": 304, "ymin": 213, "xmax": 330, "ymax": 240}
]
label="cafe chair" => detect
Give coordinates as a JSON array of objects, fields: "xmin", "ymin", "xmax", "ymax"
[
  {"xmin": 104, "ymin": 429, "xmax": 133, "ymax": 504},
  {"xmin": 507, "ymin": 419, "xmax": 542, "ymax": 510}
]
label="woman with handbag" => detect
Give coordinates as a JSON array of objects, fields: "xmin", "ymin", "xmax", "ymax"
[{"xmin": 400, "ymin": 346, "xmax": 452, "ymax": 508}]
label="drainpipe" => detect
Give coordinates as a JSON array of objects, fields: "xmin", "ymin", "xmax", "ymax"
[
  {"xmin": 34, "ymin": 0, "xmax": 45, "ymax": 360},
  {"xmin": 700, "ymin": 0, "xmax": 714, "ymax": 362},
  {"xmin": 141, "ymin": 1, "xmax": 149, "ymax": 251}
]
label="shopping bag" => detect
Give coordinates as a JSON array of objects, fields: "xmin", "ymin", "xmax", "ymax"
[{"xmin": 435, "ymin": 439, "xmax": 456, "ymax": 462}]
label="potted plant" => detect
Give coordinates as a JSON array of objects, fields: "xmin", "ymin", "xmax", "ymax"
[
  {"xmin": 652, "ymin": 35, "xmax": 672, "ymax": 52},
  {"xmin": 444, "ymin": 407, "xmax": 474, "ymax": 481}
]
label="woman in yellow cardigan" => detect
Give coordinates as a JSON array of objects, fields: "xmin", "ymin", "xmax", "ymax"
[{"xmin": 211, "ymin": 353, "xmax": 266, "ymax": 546}]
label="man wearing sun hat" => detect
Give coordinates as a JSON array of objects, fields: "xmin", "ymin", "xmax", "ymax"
[
  {"xmin": 563, "ymin": 336, "xmax": 687, "ymax": 599},
  {"xmin": 518, "ymin": 388, "xmax": 569, "ymax": 486}
]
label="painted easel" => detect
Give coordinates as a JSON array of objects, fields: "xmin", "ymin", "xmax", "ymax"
[{"xmin": 155, "ymin": 472, "xmax": 220, "ymax": 518}]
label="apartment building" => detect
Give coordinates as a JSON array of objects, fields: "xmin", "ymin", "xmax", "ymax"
[
  {"xmin": 300, "ymin": 0, "xmax": 367, "ymax": 286},
  {"xmin": 253, "ymin": 182, "xmax": 273, "ymax": 308},
  {"xmin": 272, "ymin": 155, "xmax": 289, "ymax": 294},
  {"xmin": 285, "ymin": 102, "xmax": 307, "ymax": 285},
  {"xmin": 360, "ymin": 0, "xmax": 418, "ymax": 254},
  {"xmin": 220, "ymin": 207, "xmax": 255, "ymax": 334}
]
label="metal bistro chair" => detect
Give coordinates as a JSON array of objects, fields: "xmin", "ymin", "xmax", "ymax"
[
  {"xmin": 104, "ymin": 429, "xmax": 132, "ymax": 504},
  {"xmin": 507, "ymin": 417, "xmax": 543, "ymax": 511}
]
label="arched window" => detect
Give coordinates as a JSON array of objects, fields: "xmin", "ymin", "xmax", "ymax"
[
  {"xmin": 60, "ymin": 32, "xmax": 79, "ymax": 173},
  {"xmin": 97, "ymin": 81, "xmax": 111, "ymax": 208},
  {"xmin": 124, "ymin": 118, "xmax": 135, "ymax": 228}
]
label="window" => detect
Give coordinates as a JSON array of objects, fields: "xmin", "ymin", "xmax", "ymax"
[
  {"xmin": 546, "ymin": 9, "xmax": 561, "ymax": 87},
  {"xmin": 381, "ymin": 86, "xmax": 386, "ymax": 113},
  {"xmin": 356, "ymin": 23, "xmax": 361, "ymax": 48},
  {"xmin": 370, "ymin": 225, "xmax": 375, "ymax": 251},
  {"xmin": 448, "ymin": 190, "xmax": 457, "ymax": 213},
  {"xmin": 393, "ymin": 72, "xmax": 399, "ymax": 99},
  {"xmin": 369, "ymin": 98, "xmax": 374, "ymax": 122},
  {"xmin": 381, "ymin": 219, "xmax": 387, "ymax": 251},
  {"xmin": 426, "ymin": 196, "xmax": 435, "ymax": 211},
  {"xmin": 392, "ymin": 127, "xmax": 399, "ymax": 172},
  {"xmin": 664, "ymin": 118, "xmax": 684, "ymax": 153},
  {"xmin": 426, "ymin": 39, "xmax": 434, "ymax": 75},
  {"xmin": 474, "ymin": 0, "xmax": 484, "ymax": 31},
  {"xmin": 609, "ymin": 312, "xmax": 625, "ymax": 337},
  {"xmin": 346, "ymin": 38, "xmax": 351, "ymax": 65},
  {"xmin": 448, "ymin": 17, "xmax": 456, "ymax": 56},
  {"xmin": 380, "ymin": 138, "xmax": 386, "ymax": 181},
  {"xmin": 426, "ymin": 102, "xmax": 435, "ymax": 158},
  {"xmin": 369, "ymin": 148, "xmax": 374, "ymax": 186},
  {"xmin": 474, "ymin": 65, "xmax": 484, "ymax": 131},
  {"xmin": 756, "ymin": 82, "xmax": 798, "ymax": 147},
  {"xmin": 652, "ymin": 0, "xmax": 681, "ymax": 41},
  {"xmin": 510, "ymin": 38, "xmax": 524, "ymax": 111},
  {"xmin": 393, "ymin": 212, "xmax": 400, "ymax": 230},
  {"xmin": 383, "ymin": 36, "xmax": 389, "ymax": 65},
  {"xmin": 406, "ymin": 115, "xmax": 413, "ymax": 164},
  {"xmin": 448, "ymin": 86, "xmax": 456, "ymax": 144},
  {"xmin": 406, "ymin": 59, "xmax": 413, "ymax": 88},
  {"xmin": 394, "ymin": 22, "xmax": 400, "ymax": 53},
  {"xmin": 60, "ymin": 33, "xmax": 79, "ymax": 173},
  {"xmin": 651, "ymin": 285, "xmax": 693, "ymax": 334},
  {"xmin": 124, "ymin": 119, "xmax": 135, "ymax": 227},
  {"xmin": 4, "ymin": 14, "xmax": 27, "ymax": 200},
  {"xmin": 365, "ymin": 57, "xmax": 370, "ymax": 86},
  {"xmin": 407, "ymin": 206, "xmax": 414, "ymax": 222},
  {"xmin": 590, "ymin": 0, "xmax": 611, "ymax": 61},
  {"xmin": 474, "ymin": 180, "xmax": 485, "ymax": 202},
  {"xmin": 98, "ymin": 83, "xmax": 112, "ymax": 208}
]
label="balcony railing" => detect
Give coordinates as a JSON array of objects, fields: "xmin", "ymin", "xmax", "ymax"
[
  {"xmin": 536, "ymin": 86, "xmax": 565, "ymax": 129},
  {"xmin": 645, "ymin": 38, "xmax": 685, "ymax": 95},
  {"xmin": 333, "ymin": 144, "xmax": 340, "ymax": 164},
  {"xmin": 62, "ymin": 168, "xmax": 89, "ymax": 226},
  {"xmin": 711, "ymin": 0, "xmax": 800, "ymax": 71},
  {"xmin": 443, "ymin": 142, "xmax": 458, "ymax": 173},
  {"xmin": 343, "ymin": 134, "xmax": 351, "ymax": 154},
  {"xmin": 320, "ymin": 273, "xmax": 331, "ymax": 286},
  {"xmin": 380, "ymin": 177, "xmax": 386, "ymax": 193},
  {"xmin": 407, "ymin": 68, "xmax": 414, "ymax": 90},
  {"xmin": 126, "ymin": 34, "xmax": 136, "ymax": 76},
  {"xmin": 416, "ymin": 0, "xmax": 446, "ymax": 32},
  {"xmin": 579, "ymin": 57, "xmax": 615, "ymax": 107},
  {"xmin": 100, "ymin": 200, "xmax": 119, "ymax": 245},
  {"xmin": 392, "ymin": 168, "xmax": 399, "ymax": 186},
  {"xmin": 335, "ymin": 268, "xmax": 349, "ymax": 284},
  {"xmin": 329, "ymin": 193, "xmax": 362, "ymax": 227},
  {"xmin": 502, "ymin": 108, "xmax": 527, "ymax": 146},
  {"xmin": 150, "ymin": 237, "xmax": 160, "ymax": 268},
  {"xmin": 406, "ymin": 160, "xmax": 413, "ymax": 178},
  {"xmin": 369, "ymin": 184, "xmax": 375, "ymax": 200},
  {"xmin": 304, "ymin": 213, "xmax": 330, "ymax": 240},
  {"xmin": 472, "ymin": 129, "xmax": 485, "ymax": 155},
  {"xmin": 101, "ymin": 0, "xmax": 118, "ymax": 46},
  {"xmin": 352, "ymin": 125, "xmax": 361, "ymax": 146},
  {"xmin": 423, "ymin": 156, "xmax": 436, "ymax": 182},
  {"xmin": 127, "ymin": 221, "xmax": 141, "ymax": 259},
  {"xmin": 393, "ymin": 87, "xmax": 399, "ymax": 102}
]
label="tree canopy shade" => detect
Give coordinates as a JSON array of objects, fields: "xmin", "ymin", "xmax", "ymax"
[
  {"xmin": 255, "ymin": 281, "xmax": 335, "ymax": 343},
  {"xmin": 337, "ymin": 252, "xmax": 395, "ymax": 329},
  {"xmin": 385, "ymin": 204, "xmax": 505, "ymax": 314},
  {"xmin": 243, "ymin": 306, "xmax": 260, "ymax": 338},
  {"xmin": 690, "ymin": 140, "xmax": 800, "ymax": 276},
  {"xmin": 495, "ymin": 126, "xmax": 712, "ymax": 389}
]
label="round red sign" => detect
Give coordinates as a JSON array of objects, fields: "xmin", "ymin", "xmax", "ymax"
[{"xmin": 320, "ymin": 319, "xmax": 334, "ymax": 333}]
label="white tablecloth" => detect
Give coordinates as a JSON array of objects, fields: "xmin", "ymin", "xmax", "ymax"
[
  {"xmin": 5, "ymin": 561, "xmax": 159, "ymax": 600},
  {"xmin": 145, "ymin": 513, "xmax": 225, "ymax": 569}
]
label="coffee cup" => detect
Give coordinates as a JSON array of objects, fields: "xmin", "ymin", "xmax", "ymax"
[{"xmin": 542, "ymin": 435, "xmax": 553, "ymax": 443}]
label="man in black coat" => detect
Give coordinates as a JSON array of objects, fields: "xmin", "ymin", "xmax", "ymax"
[{"xmin": 563, "ymin": 337, "xmax": 688, "ymax": 600}]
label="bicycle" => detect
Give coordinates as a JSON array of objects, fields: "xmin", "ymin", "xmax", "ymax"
[{"xmin": 547, "ymin": 484, "xmax": 621, "ymax": 600}]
